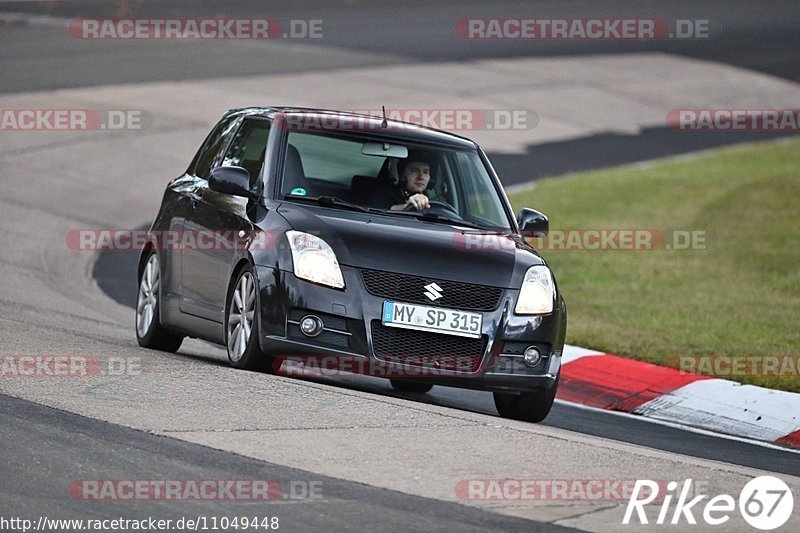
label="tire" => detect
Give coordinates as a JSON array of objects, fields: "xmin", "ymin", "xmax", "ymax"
[
  {"xmin": 493, "ymin": 376, "xmax": 559, "ymax": 423},
  {"xmin": 136, "ymin": 252, "xmax": 184, "ymax": 352},
  {"xmin": 225, "ymin": 265, "xmax": 272, "ymax": 371},
  {"xmin": 389, "ymin": 379, "xmax": 434, "ymax": 394}
]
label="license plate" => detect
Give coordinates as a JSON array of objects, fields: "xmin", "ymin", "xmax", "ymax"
[{"xmin": 382, "ymin": 301, "xmax": 482, "ymax": 338}]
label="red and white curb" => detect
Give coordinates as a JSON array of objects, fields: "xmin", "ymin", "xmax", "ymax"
[{"xmin": 558, "ymin": 345, "xmax": 800, "ymax": 448}]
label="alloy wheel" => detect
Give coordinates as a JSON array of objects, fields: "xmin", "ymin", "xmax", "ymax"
[
  {"xmin": 227, "ymin": 272, "xmax": 256, "ymax": 362},
  {"xmin": 136, "ymin": 254, "xmax": 160, "ymax": 337}
]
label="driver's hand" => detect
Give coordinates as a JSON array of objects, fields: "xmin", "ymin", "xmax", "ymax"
[{"xmin": 407, "ymin": 193, "xmax": 430, "ymax": 210}]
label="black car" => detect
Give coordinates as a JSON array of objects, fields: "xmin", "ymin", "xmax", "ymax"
[{"xmin": 136, "ymin": 107, "xmax": 566, "ymax": 422}]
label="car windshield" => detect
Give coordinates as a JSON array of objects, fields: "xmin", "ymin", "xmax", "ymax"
[{"xmin": 279, "ymin": 130, "xmax": 512, "ymax": 230}]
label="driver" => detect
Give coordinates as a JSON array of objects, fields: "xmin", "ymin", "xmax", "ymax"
[{"xmin": 388, "ymin": 150, "xmax": 433, "ymax": 211}]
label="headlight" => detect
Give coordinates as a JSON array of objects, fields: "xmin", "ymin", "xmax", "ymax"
[
  {"xmin": 286, "ymin": 231, "xmax": 345, "ymax": 289},
  {"xmin": 514, "ymin": 265, "xmax": 555, "ymax": 315}
]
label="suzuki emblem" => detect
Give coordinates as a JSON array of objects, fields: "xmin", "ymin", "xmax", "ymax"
[{"xmin": 423, "ymin": 282, "xmax": 443, "ymax": 301}]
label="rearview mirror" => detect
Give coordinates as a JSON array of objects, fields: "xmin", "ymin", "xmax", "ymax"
[
  {"xmin": 209, "ymin": 166, "xmax": 254, "ymax": 199},
  {"xmin": 362, "ymin": 142, "xmax": 408, "ymax": 158},
  {"xmin": 518, "ymin": 208, "xmax": 549, "ymax": 237}
]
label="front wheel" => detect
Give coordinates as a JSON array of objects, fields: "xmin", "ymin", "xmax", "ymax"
[
  {"xmin": 389, "ymin": 379, "xmax": 434, "ymax": 394},
  {"xmin": 493, "ymin": 376, "xmax": 558, "ymax": 423},
  {"xmin": 135, "ymin": 252, "xmax": 184, "ymax": 352},
  {"xmin": 225, "ymin": 265, "xmax": 272, "ymax": 371}
]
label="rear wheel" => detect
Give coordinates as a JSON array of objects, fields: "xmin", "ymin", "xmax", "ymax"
[
  {"xmin": 135, "ymin": 252, "xmax": 183, "ymax": 352},
  {"xmin": 389, "ymin": 379, "xmax": 434, "ymax": 394},
  {"xmin": 493, "ymin": 376, "xmax": 558, "ymax": 423},
  {"xmin": 225, "ymin": 265, "xmax": 272, "ymax": 371}
]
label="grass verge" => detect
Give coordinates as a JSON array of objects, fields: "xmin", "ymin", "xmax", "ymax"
[{"xmin": 508, "ymin": 138, "xmax": 800, "ymax": 392}]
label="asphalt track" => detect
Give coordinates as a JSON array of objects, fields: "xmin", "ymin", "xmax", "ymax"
[
  {"xmin": 0, "ymin": 394, "xmax": 571, "ymax": 532},
  {"xmin": 2, "ymin": 1, "xmax": 800, "ymax": 531}
]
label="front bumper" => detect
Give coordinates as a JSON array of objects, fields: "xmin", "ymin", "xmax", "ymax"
[{"xmin": 255, "ymin": 264, "xmax": 565, "ymax": 392}]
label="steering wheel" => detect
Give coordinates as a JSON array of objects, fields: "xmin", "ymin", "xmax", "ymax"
[{"xmin": 403, "ymin": 199, "xmax": 460, "ymax": 218}]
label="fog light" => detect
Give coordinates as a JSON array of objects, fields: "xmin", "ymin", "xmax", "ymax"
[
  {"xmin": 523, "ymin": 346, "xmax": 541, "ymax": 367},
  {"xmin": 300, "ymin": 315, "xmax": 323, "ymax": 337}
]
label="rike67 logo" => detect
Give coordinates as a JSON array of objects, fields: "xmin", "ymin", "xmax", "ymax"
[{"xmin": 624, "ymin": 476, "xmax": 794, "ymax": 530}]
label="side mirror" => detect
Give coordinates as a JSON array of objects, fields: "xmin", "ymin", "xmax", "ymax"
[
  {"xmin": 518, "ymin": 208, "xmax": 548, "ymax": 237},
  {"xmin": 209, "ymin": 166, "xmax": 253, "ymax": 199}
]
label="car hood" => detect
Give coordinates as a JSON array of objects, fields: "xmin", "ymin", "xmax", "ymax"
[{"xmin": 275, "ymin": 203, "xmax": 544, "ymax": 288}]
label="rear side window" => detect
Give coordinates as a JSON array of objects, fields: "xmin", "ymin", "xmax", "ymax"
[
  {"xmin": 193, "ymin": 116, "xmax": 239, "ymax": 180},
  {"xmin": 222, "ymin": 118, "xmax": 271, "ymax": 184}
]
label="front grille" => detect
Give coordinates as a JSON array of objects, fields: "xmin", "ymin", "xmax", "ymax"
[
  {"xmin": 371, "ymin": 321, "xmax": 485, "ymax": 372},
  {"xmin": 361, "ymin": 269, "xmax": 503, "ymax": 311}
]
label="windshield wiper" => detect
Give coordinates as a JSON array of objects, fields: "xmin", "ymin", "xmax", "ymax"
[
  {"xmin": 287, "ymin": 195, "xmax": 378, "ymax": 214},
  {"xmin": 421, "ymin": 213, "xmax": 485, "ymax": 230},
  {"xmin": 317, "ymin": 196, "xmax": 377, "ymax": 213}
]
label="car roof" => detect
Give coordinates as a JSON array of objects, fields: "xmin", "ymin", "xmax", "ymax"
[{"xmin": 223, "ymin": 106, "xmax": 478, "ymax": 149}]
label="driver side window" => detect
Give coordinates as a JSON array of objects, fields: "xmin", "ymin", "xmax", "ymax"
[{"xmin": 193, "ymin": 116, "xmax": 239, "ymax": 180}]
